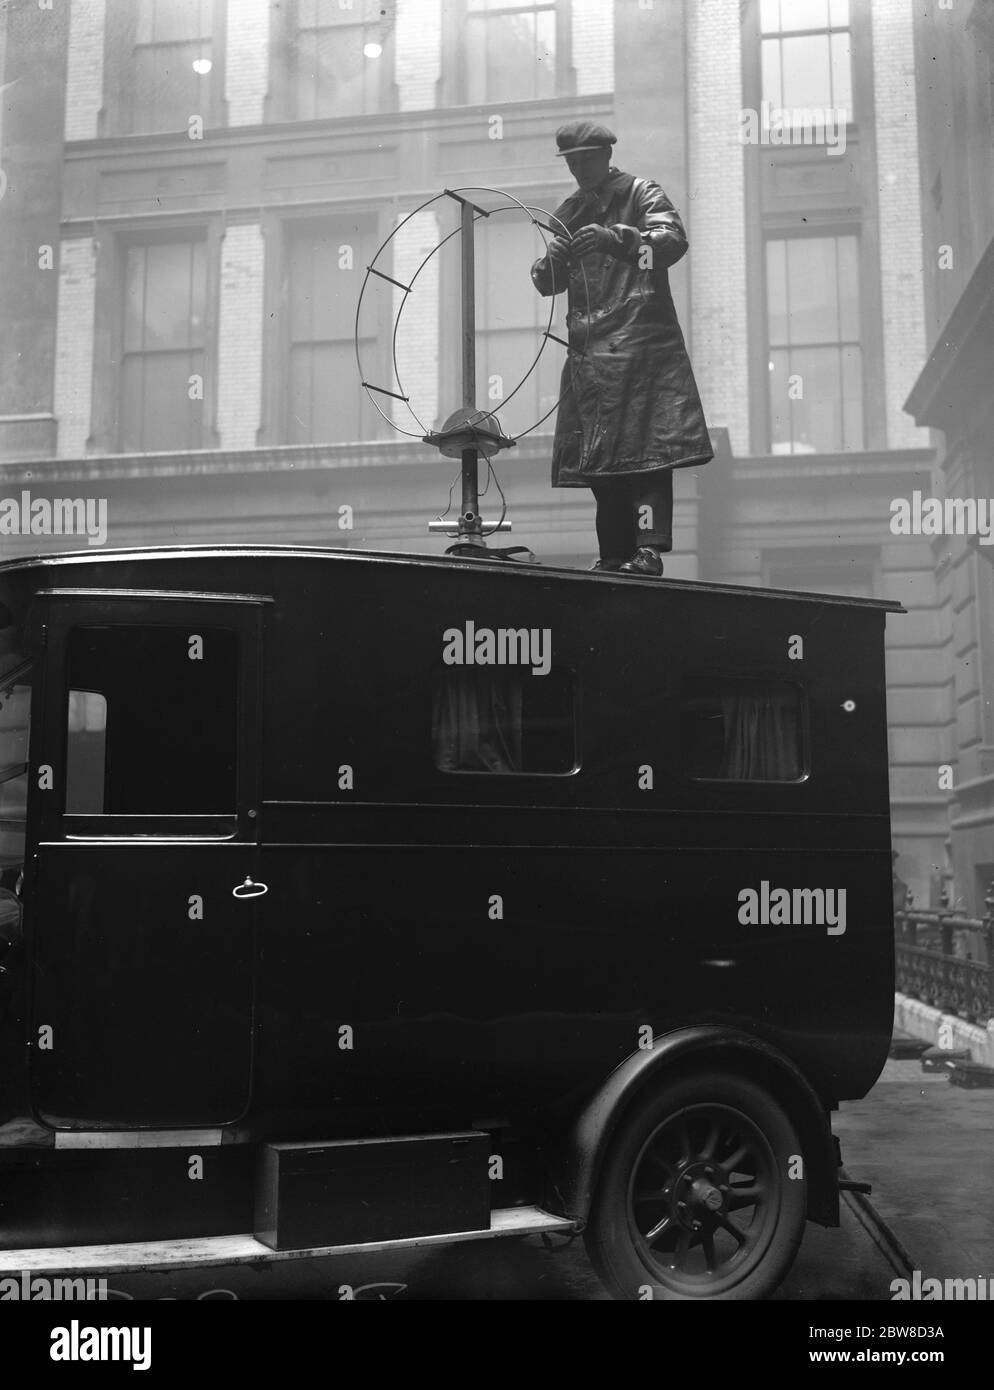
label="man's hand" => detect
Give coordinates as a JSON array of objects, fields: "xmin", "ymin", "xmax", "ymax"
[
  {"xmin": 547, "ymin": 234, "xmax": 573, "ymax": 264},
  {"xmin": 569, "ymin": 223, "xmax": 618, "ymax": 257}
]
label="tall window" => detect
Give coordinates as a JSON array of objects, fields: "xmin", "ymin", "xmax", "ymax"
[
  {"xmin": 286, "ymin": 221, "xmax": 380, "ymax": 444},
  {"xmin": 121, "ymin": 239, "xmax": 207, "ymax": 453},
  {"xmin": 466, "ymin": 0, "xmax": 558, "ymax": 102},
  {"xmin": 127, "ymin": 0, "xmax": 214, "ymax": 134},
  {"xmin": 474, "ymin": 214, "xmax": 562, "ymax": 436},
  {"xmin": 290, "ymin": 0, "xmax": 389, "ymax": 119},
  {"xmin": 766, "ymin": 235, "xmax": 863, "ymax": 454},
  {"xmin": 760, "ymin": 0, "xmax": 852, "ymax": 120}
]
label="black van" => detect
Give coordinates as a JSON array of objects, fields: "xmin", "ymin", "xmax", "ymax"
[{"xmin": 0, "ymin": 545, "xmax": 899, "ymax": 1299}]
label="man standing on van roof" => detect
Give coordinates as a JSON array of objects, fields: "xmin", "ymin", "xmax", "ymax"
[{"xmin": 531, "ymin": 121, "xmax": 713, "ymax": 576}]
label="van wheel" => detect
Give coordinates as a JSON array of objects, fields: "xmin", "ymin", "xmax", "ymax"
[{"xmin": 584, "ymin": 1072, "xmax": 807, "ymax": 1300}]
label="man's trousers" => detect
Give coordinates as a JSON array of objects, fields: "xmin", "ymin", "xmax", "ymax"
[{"xmin": 589, "ymin": 471, "xmax": 674, "ymax": 562}]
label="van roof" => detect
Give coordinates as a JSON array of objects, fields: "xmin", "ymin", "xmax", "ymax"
[{"xmin": 0, "ymin": 543, "xmax": 906, "ymax": 613}]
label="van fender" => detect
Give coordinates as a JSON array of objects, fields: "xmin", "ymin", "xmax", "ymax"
[{"xmin": 548, "ymin": 1025, "xmax": 839, "ymax": 1227}]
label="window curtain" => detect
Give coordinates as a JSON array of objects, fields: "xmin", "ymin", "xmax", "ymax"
[
  {"xmin": 720, "ymin": 684, "xmax": 800, "ymax": 780},
  {"xmin": 432, "ymin": 669, "xmax": 524, "ymax": 774}
]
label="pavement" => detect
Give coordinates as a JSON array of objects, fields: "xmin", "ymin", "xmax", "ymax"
[{"xmin": 833, "ymin": 1041, "xmax": 994, "ymax": 1283}]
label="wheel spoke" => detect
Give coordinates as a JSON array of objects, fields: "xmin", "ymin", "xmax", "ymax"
[
  {"xmin": 675, "ymin": 1120, "xmax": 692, "ymax": 1160},
  {"xmin": 634, "ymin": 1185, "xmax": 669, "ymax": 1203},
  {"xmin": 727, "ymin": 1183, "xmax": 762, "ymax": 1211},
  {"xmin": 701, "ymin": 1231, "xmax": 717, "ymax": 1271},
  {"xmin": 672, "ymin": 1230, "xmax": 691, "ymax": 1267},
  {"xmin": 701, "ymin": 1121, "xmax": 721, "ymax": 1159},
  {"xmin": 723, "ymin": 1142, "xmax": 752, "ymax": 1174},
  {"xmin": 715, "ymin": 1213, "xmax": 747, "ymax": 1247},
  {"xmin": 644, "ymin": 1214, "xmax": 674, "ymax": 1244},
  {"xmin": 644, "ymin": 1141, "xmax": 675, "ymax": 1177}
]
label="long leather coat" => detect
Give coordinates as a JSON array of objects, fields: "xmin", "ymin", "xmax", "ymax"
[{"xmin": 531, "ymin": 168, "xmax": 713, "ymax": 487}]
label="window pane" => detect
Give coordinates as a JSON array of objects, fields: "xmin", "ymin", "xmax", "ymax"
[
  {"xmin": 776, "ymin": 0, "xmax": 828, "ymax": 32},
  {"xmin": 289, "ymin": 341, "xmax": 367, "ymax": 442},
  {"xmin": 681, "ymin": 678, "xmax": 804, "ymax": 782},
  {"xmin": 132, "ymin": 40, "xmax": 210, "ymax": 134},
  {"xmin": 66, "ymin": 691, "xmax": 108, "ymax": 814},
  {"xmin": 124, "ymin": 249, "xmax": 147, "ymax": 354},
  {"xmin": 780, "ymin": 34, "xmax": 833, "ymax": 109},
  {"xmin": 768, "ymin": 347, "xmax": 793, "ymax": 453},
  {"xmin": 830, "ymin": 30, "xmax": 853, "ymax": 117},
  {"xmin": 759, "ymin": 0, "xmax": 781, "ymax": 34},
  {"xmin": 789, "ymin": 345, "xmax": 843, "ymax": 452},
  {"xmin": 761, "ymin": 37, "xmax": 783, "ymax": 109},
  {"xmin": 432, "ymin": 666, "xmax": 575, "ymax": 775},
  {"xmin": 141, "ymin": 0, "xmax": 211, "ymax": 44},
  {"xmin": 836, "ymin": 235, "xmax": 860, "ymax": 340},
  {"xmin": 466, "ymin": 9, "xmax": 556, "ymax": 103},
  {"xmin": 766, "ymin": 240, "xmax": 788, "ymax": 346},
  {"xmin": 829, "ymin": 0, "xmax": 850, "ymax": 28},
  {"xmin": 121, "ymin": 239, "xmax": 207, "ymax": 451},
  {"xmin": 288, "ymin": 222, "xmax": 382, "ymax": 443},
  {"xmin": 137, "ymin": 241, "xmax": 205, "ymax": 350},
  {"xmin": 785, "ymin": 238, "xmax": 839, "ymax": 343},
  {"xmin": 294, "ymin": 7, "xmax": 381, "ymax": 118},
  {"xmin": 767, "ymin": 233, "xmax": 863, "ymax": 454},
  {"xmin": 476, "ymin": 216, "xmax": 560, "ymax": 429},
  {"xmin": 300, "ymin": 0, "xmax": 378, "ymax": 24},
  {"xmin": 130, "ymin": 1, "xmax": 213, "ymax": 133},
  {"xmin": 841, "ymin": 344, "xmax": 864, "ymax": 450},
  {"xmin": 66, "ymin": 627, "xmax": 238, "ymax": 815},
  {"xmin": 289, "ymin": 226, "xmax": 374, "ymax": 342},
  {"xmin": 121, "ymin": 349, "xmax": 205, "ymax": 452}
]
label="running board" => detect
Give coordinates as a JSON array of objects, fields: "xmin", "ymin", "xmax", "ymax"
[{"xmin": 0, "ymin": 1206, "xmax": 579, "ymax": 1275}]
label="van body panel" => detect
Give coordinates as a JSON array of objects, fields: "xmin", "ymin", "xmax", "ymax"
[{"xmin": 0, "ymin": 547, "xmax": 899, "ymax": 1259}]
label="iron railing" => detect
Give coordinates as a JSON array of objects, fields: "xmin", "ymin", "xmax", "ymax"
[{"xmin": 894, "ymin": 887, "xmax": 994, "ymax": 1026}]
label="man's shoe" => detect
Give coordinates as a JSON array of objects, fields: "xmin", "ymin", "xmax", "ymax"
[
  {"xmin": 590, "ymin": 557, "xmax": 624, "ymax": 572},
  {"xmin": 618, "ymin": 547, "xmax": 664, "ymax": 577}
]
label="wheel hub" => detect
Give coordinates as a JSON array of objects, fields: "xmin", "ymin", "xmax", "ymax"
[{"xmin": 669, "ymin": 1160, "xmax": 728, "ymax": 1230}]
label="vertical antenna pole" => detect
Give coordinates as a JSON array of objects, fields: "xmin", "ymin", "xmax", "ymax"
[{"xmin": 459, "ymin": 198, "xmax": 482, "ymax": 542}]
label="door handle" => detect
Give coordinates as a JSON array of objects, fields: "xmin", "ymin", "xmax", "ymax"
[{"xmin": 233, "ymin": 877, "xmax": 268, "ymax": 900}]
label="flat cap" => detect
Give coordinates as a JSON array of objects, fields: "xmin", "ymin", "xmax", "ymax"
[{"xmin": 555, "ymin": 119, "xmax": 617, "ymax": 156}]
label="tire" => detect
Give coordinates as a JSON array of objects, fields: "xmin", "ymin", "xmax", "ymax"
[{"xmin": 584, "ymin": 1071, "xmax": 808, "ymax": 1300}]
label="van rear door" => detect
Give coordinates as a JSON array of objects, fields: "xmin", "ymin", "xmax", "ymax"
[{"xmin": 26, "ymin": 590, "xmax": 265, "ymax": 1130}]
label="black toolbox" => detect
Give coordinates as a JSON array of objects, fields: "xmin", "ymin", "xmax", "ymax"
[{"xmin": 255, "ymin": 1131, "xmax": 491, "ymax": 1251}]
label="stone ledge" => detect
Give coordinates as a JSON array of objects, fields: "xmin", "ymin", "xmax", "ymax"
[{"xmin": 894, "ymin": 993, "xmax": 994, "ymax": 1068}]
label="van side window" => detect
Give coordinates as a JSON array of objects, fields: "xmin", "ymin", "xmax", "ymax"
[
  {"xmin": 680, "ymin": 677, "xmax": 805, "ymax": 782},
  {"xmin": 431, "ymin": 666, "xmax": 576, "ymax": 775},
  {"xmin": 64, "ymin": 626, "xmax": 238, "ymax": 814},
  {"xmin": 0, "ymin": 657, "xmax": 32, "ymax": 871}
]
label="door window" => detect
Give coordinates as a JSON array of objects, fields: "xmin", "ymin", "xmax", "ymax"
[{"xmin": 65, "ymin": 625, "xmax": 238, "ymax": 815}]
